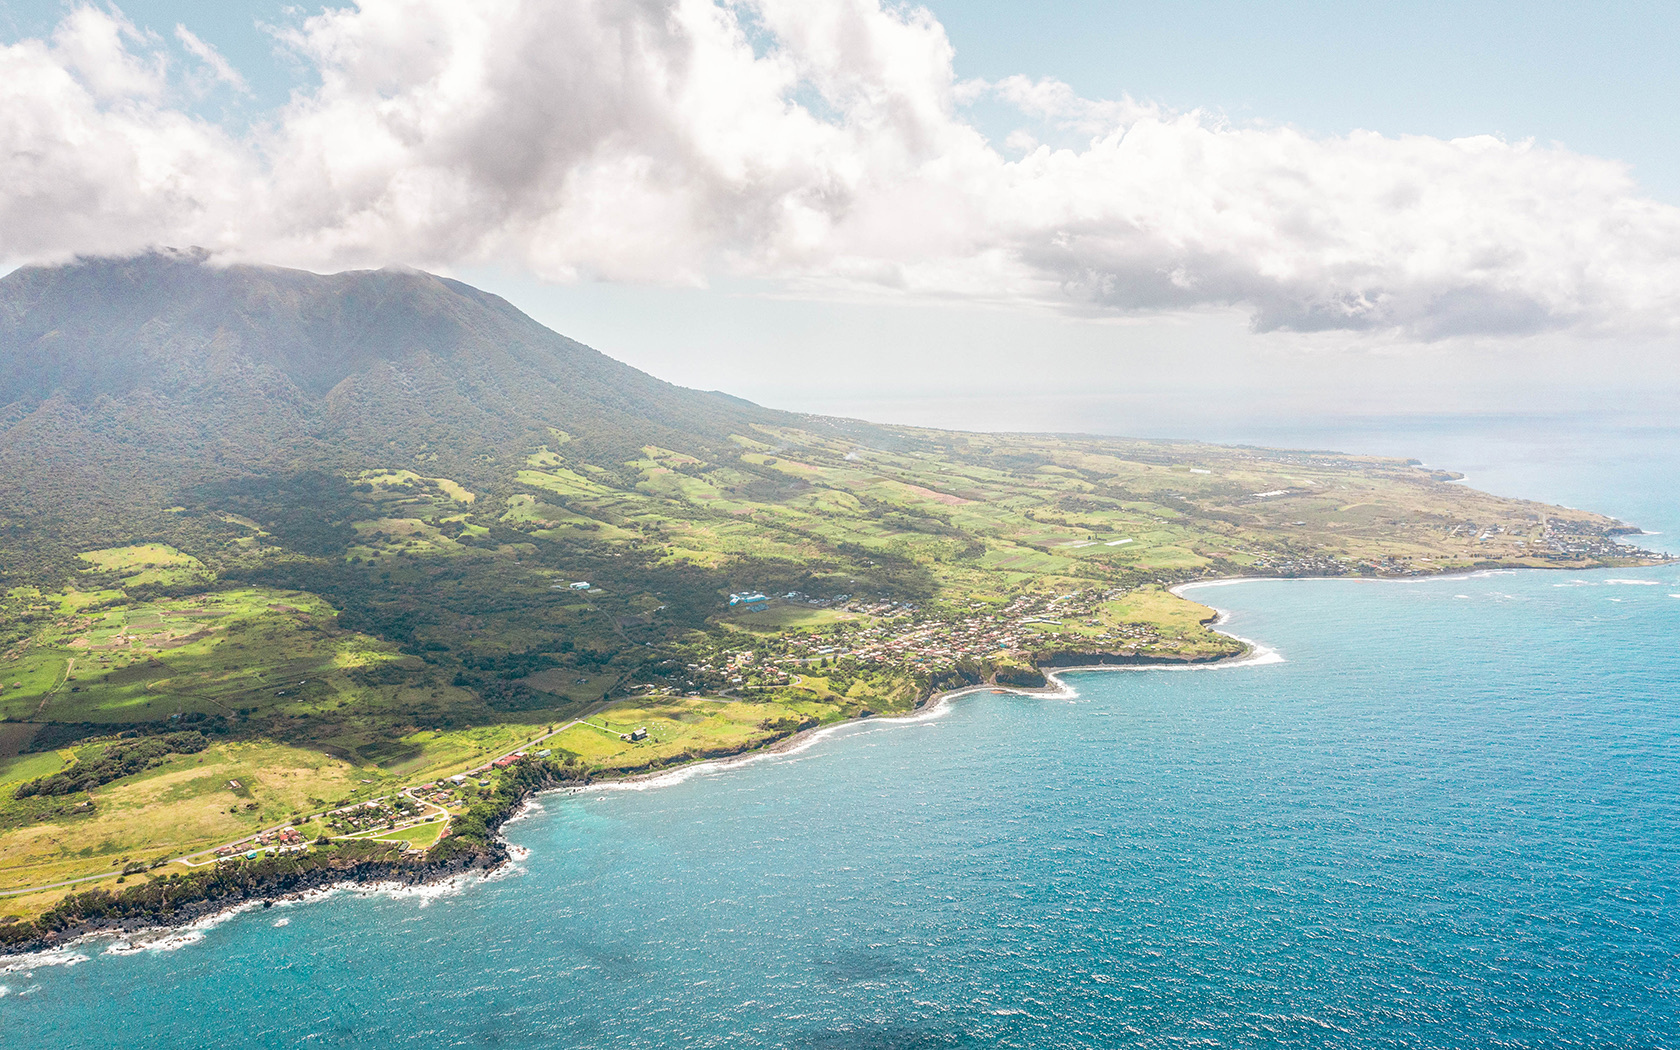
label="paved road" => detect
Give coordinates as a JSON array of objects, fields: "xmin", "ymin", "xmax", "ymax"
[{"xmin": 0, "ymin": 868, "xmax": 129, "ymax": 897}]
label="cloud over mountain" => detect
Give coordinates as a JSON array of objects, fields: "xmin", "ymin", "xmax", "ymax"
[{"xmin": 4, "ymin": 0, "xmax": 1680, "ymax": 340}]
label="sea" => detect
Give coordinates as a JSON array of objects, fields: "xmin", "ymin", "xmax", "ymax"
[{"xmin": 3, "ymin": 413, "xmax": 1679, "ymax": 1049}]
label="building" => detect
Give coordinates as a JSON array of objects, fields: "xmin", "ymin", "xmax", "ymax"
[
  {"xmin": 570, "ymin": 581, "xmax": 591, "ymax": 590},
  {"xmin": 728, "ymin": 592, "xmax": 769, "ymax": 606}
]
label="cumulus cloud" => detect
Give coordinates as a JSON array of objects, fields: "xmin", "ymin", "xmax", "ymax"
[
  {"xmin": 3, "ymin": 0, "xmax": 1680, "ymax": 341},
  {"xmin": 0, "ymin": 12, "xmax": 249, "ymax": 262}
]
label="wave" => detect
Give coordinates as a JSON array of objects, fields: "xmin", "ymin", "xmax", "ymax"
[
  {"xmin": 2, "ymin": 856, "xmax": 523, "ymax": 969},
  {"xmin": 344, "ymin": 874, "xmax": 473, "ymax": 905},
  {"xmin": 101, "ymin": 901, "xmax": 264, "ymax": 956},
  {"xmin": 0, "ymin": 946, "xmax": 89, "ymax": 974},
  {"xmin": 501, "ymin": 797, "xmax": 546, "ymax": 825},
  {"xmin": 589, "ymin": 714, "xmax": 897, "ymax": 794}
]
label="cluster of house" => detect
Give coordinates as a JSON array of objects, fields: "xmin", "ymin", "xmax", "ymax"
[
  {"xmin": 1245, "ymin": 551, "xmax": 1354, "ymax": 576},
  {"xmin": 215, "ymin": 825, "xmax": 304, "ymax": 859},
  {"xmin": 201, "ymin": 750, "xmax": 579, "ymax": 866},
  {"xmin": 414, "ymin": 781, "xmax": 463, "ymax": 806},
  {"xmin": 325, "ymin": 796, "xmax": 420, "ymax": 835},
  {"xmin": 836, "ymin": 590, "xmax": 1152, "ymax": 666},
  {"xmin": 690, "ymin": 589, "xmax": 1174, "ymax": 687},
  {"xmin": 1539, "ymin": 519, "xmax": 1665, "ymax": 561},
  {"xmin": 749, "ymin": 592, "xmax": 920, "ymax": 617}
]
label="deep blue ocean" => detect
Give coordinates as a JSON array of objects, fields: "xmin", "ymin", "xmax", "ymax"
[{"xmin": 4, "ymin": 416, "xmax": 1679, "ymax": 1049}]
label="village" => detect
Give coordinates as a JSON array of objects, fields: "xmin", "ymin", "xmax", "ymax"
[
  {"xmin": 684, "ymin": 588, "xmax": 1182, "ymax": 692},
  {"xmin": 207, "ymin": 775, "xmax": 466, "ymax": 864}
]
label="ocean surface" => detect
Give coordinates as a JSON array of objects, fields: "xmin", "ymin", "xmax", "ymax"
[{"xmin": 4, "ymin": 417, "xmax": 1679, "ymax": 1049}]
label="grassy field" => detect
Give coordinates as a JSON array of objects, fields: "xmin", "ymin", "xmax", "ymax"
[
  {"xmin": 545, "ymin": 694, "xmax": 843, "ymax": 774},
  {"xmin": 1106, "ymin": 588, "xmax": 1222, "ymax": 633},
  {"xmin": 1006, "ymin": 586, "xmax": 1236, "ymax": 659},
  {"xmin": 77, "ymin": 544, "xmax": 212, "ymax": 590},
  {"xmin": 369, "ymin": 818, "xmax": 448, "ymax": 850},
  {"xmin": 0, "ymin": 716, "xmax": 582, "ymax": 897},
  {"xmin": 0, "ymin": 750, "xmax": 69, "ymax": 788},
  {"xmin": 724, "ymin": 606, "xmax": 861, "ymax": 631},
  {"xmin": 0, "ymin": 739, "xmax": 364, "ymax": 892}
]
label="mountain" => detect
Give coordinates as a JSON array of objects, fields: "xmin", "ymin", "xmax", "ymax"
[
  {"xmin": 0, "ymin": 251, "xmax": 832, "ymax": 574},
  {"xmin": 0, "ymin": 251, "xmax": 1655, "ymax": 597}
]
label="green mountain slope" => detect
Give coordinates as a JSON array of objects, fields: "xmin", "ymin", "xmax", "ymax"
[{"xmin": 0, "ymin": 250, "xmax": 843, "ymax": 575}]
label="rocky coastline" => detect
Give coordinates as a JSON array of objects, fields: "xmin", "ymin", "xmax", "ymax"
[
  {"xmin": 0, "ymin": 761, "xmax": 579, "ymax": 958},
  {"xmin": 0, "ymin": 638, "xmax": 1260, "ymax": 961}
]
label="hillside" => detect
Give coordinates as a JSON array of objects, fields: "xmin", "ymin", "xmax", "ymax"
[
  {"xmin": 0, "ymin": 253, "xmax": 1663, "ymax": 913},
  {"xmin": 0, "ymin": 250, "xmax": 854, "ymax": 580}
]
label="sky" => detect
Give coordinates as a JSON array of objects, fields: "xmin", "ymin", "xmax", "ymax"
[{"xmin": 1, "ymin": 0, "xmax": 1677, "ymax": 438}]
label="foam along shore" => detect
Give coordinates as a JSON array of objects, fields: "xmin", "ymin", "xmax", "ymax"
[{"xmin": 0, "ymin": 855, "xmax": 538, "ymax": 973}]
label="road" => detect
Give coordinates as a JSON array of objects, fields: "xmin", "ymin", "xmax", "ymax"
[{"xmin": 0, "ymin": 701, "xmax": 618, "ymax": 899}]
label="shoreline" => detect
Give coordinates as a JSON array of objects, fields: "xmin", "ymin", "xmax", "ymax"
[
  {"xmin": 579, "ymin": 559, "xmax": 1679, "ymax": 797},
  {"xmin": 0, "ymin": 646, "xmax": 1267, "ymax": 965},
  {"xmin": 7, "ymin": 560, "xmax": 1674, "ymax": 965}
]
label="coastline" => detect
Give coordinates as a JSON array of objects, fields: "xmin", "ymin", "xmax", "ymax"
[
  {"xmin": 0, "ymin": 761, "xmax": 580, "ymax": 961},
  {"xmin": 0, "ymin": 644, "xmax": 1269, "ymax": 964},
  {"xmin": 8, "ymin": 560, "xmax": 1674, "ymax": 965},
  {"xmin": 556, "ymin": 561, "xmax": 1678, "ymax": 795},
  {"xmin": 0, "ymin": 838, "xmax": 512, "ymax": 963}
]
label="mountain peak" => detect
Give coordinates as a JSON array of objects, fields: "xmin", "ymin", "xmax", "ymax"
[{"xmin": 0, "ymin": 255, "xmax": 786, "ymax": 533}]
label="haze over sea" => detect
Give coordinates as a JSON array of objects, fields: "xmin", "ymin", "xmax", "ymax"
[{"xmin": 4, "ymin": 415, "xmax": 1678, "ymax": 1049}]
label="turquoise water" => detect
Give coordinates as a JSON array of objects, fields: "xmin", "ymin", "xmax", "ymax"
[{"xmin": 4, "ymin": 424, "xmax": 1680, "ymax": 1048}]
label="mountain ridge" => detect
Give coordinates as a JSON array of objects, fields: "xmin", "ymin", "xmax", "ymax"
[{"xmin": 2, "ymin": 252, "xmax": 835, "ymax": 433}]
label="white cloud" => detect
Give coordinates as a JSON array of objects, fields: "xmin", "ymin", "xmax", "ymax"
[
  {"xmin": 0, "ymin": 15, "xmax": 249, "ymax": 263},
  {"xmin": 50, "ymin": 6, "xmax": 166, "ymax": 101},
  {"xmin": 4, "ymin": 0, "xmax": 1680, "ymax": 342},
  {"xmin": 174, "ymin": 25, "xmax": 248, "ymax": 93}
]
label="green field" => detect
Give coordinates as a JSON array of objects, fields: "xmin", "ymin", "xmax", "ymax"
[
  {"xmin": 76, "ymin": 544, "xmax": 212, "ymax": 591},
  {"xmin": 0, "ymin": 738, "xmax": 368, "ymax": 892},
  {"xmin": 724, "ymin": 605, "xmax": 861, "ymax": 631},
  {"xmin": 546, "ymin": 693, "xmax": 847, "ymax": 774},
  {"xmin": 363, "ymin": 817, "xmax": 448, "ymax": 850}
]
